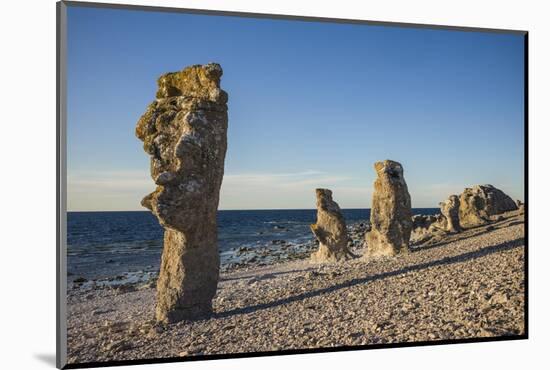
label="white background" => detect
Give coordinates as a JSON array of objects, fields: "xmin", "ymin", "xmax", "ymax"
[{"xmin": 0, "ymin": 0, "xmax": 547, "ymax": 369}]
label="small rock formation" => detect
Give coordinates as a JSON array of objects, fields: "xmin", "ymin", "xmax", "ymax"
[
  {"xmin": 410, "ymin": 214, "xmax": 446, "ymax": 244},
  {"xmin": 516, "ymin": 200, "xmax": 525, "ymax": 213},
  {"xmin": 440, "ymin": 195, "xmax": 461, "ymax": 233},
  {"xmin": 459, "ymin": 185, "xmax": 518, "ymax": 228},
  {"xmin": 136, "ymin": 63, "xmax": 228, "ymax": 323},
  {"xmin": 365, "ymin": 160, "xmax": 413, "ymax": 257},
  {"xmin": 412, "ymin": 214, "xmax": 438, "ymax": 230},
  {"xmin": 310, "ymin": 189, "xmax": 353, "ymax": 262},
  {"xmin": 410, "ymin": 215, "xmax": 432, "ymax": 245},
  {"xmin": 516, "ymin": 200, "xmax": 523, "ymax": 207}
]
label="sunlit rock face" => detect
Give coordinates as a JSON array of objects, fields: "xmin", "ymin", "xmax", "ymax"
[
  {"xmin": 310, "ymin": 189, "xmax": 354, "ymax": 262},
  {"xmin": 136, "ymin": 63, "xmax": 228, "ymax": 323},
  {"xmin": 458, "ymin": 185, "xmax": 518, "ymax": 228},
  {"xmin": 365, "ymin": 160, "xmax": 412, "ymax": 257},
  {"xmin": 440, "ymin": 195, "xmax": 461, "ymax": 233}
]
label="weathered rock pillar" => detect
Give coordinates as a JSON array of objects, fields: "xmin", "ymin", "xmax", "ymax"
[
  {"xmin": 135, "ymin": 63, "xmax": 228, "ymax": 323},
  {"xmin": 440, "ymin": 195, "xmax": 461, "ymax": 233},
  {"xmin": 365, "ymin": 160, "xmax": 412, "ymax": 257},
  {"xmin": 310, "ymin": 189, "xmax": 353, "ymax": 262}
]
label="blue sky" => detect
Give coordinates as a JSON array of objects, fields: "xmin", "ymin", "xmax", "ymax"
[{"xmin": 66, "ymin": 6, "xmax": 525, "ymax": 211}]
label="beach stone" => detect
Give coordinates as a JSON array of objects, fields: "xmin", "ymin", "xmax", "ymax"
[
  {"xmin": 365, "ymin": 160, "xmax": 412, "ymax": 257},
  {"xmin": 136, "ymin": 63, "xmax": 228, "ymax": 323},
  {"xmin": 310, "ymin": 189, "xmax": 354, "ymax": 262},
  {"xmin": 440, "ymin": 195, "xmax": 461, "ymax": 233},
  {"xmin": 458, "ymin": 185, "xmax": 518, "ymax": 228}
]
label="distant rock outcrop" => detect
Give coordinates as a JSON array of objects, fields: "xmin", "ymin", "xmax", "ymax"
[
  {"xmin": 440, "ymin": 195, "xmax": 461, "ymax": 233},
  {"xmin": 459, "ymin": 185, "xmax": 518, "ymax": 228},
  {"xmin": 310, "ymin": 189, "xmax": 354, "ymax": 262},
  {"xmin": 516, "ymin": 200, "xmax": 523, "ymax": 207},
  {"xmin": 365, "ymin": 160, "xmax": 413, "ymax": 257},
  {"xmin": 136, "ymin": 63, "xmax": 228, "ymax": 323},
  {"xmin": 516, "ymin": 200, "xmax": 525, "ymax": 213}
]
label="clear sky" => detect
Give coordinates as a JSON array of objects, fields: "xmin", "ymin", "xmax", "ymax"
[{"xmin": 66, "ymin": 5, "xmax": 525, "ymax": 211}]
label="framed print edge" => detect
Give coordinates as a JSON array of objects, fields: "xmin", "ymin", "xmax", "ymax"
[
  {"xmin": 57, "ymin": 1, "xmax": 68, "ymax": 368},
  {"xmin": 62, "ymin": 0, "xmax": 528, "ymax": 35},
  {"xmin": 57, "ymin": 1, "xmax": 528, "ymax": 369}
]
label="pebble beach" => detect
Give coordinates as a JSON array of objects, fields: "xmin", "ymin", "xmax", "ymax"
[{"xmin": 66, "ymin": 209, "xmax": 525, "ymax": 364}]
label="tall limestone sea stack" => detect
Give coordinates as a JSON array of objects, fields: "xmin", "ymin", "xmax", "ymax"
[
  {"xmin": 310, "ymin": 189, "xmax": 353, "ymax": 262},
  {"xmin": 135, "ymin": 63, "xmax": 228, "ymax": 323},
  {"xmin": 365, "ymin": 160, "xmax": 413, "ymax": 257}
]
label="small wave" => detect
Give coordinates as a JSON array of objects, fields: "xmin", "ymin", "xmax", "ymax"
[{"xmin": 263, "ymin": 220, "xmax": 308, "ymax": 225}]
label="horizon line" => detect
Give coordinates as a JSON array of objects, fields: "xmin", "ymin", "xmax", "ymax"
[{"xmin": 66, "ymin": 206, "xmax": 441, "ymax": 213}]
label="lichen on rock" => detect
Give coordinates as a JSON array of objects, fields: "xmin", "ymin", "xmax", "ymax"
[
  {"xmin": 136, "ymin": 63, "xmax": 228, "ymax": 323},
  {"xmin": 310, "ymin": 189, "xmax": 354, "ymax": 262},
  {"xmin": 365, "ymin": 160, "xmax": 413, "ymax": 257}
]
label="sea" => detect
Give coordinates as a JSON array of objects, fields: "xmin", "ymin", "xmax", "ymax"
[{"xmin": 67, "ymin": 208, "xmax": 439, "ymax": 282}]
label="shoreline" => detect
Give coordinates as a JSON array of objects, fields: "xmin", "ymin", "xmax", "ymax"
[
  {"xmin": 67, "ymin": 208, "xmax": 441, "ymax": 285},
  {"xmin": 67, "ymin": 220, "xmax": 371, "ymax": 289},
  {"xmin": 67, "ymin": 210, "xmax": 525, "ymax": 364}
]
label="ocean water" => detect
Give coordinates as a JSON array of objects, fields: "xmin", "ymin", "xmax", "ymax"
[{"xmin": 67, "ymin": 208, "xmax": 439, "ymax": 282}]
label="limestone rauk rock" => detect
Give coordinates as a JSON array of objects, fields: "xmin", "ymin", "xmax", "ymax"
[
  {"xmin": 365, "ymin": 160, "xmax": 413, "ymax": 257},
  {"xmin": 136, "ymin": 63, "xmax": 228, "ymax": 323},
  {"xmin": 440, "ymin": 195, "xmax": 461, "ymax": 233},
  {"xmin": 310, "ymin": 189, "xmax": 353, "ymax": 262},
  {"xmin": 458, "ymin": 185, "xmax": 518, "ymax": 228}
]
